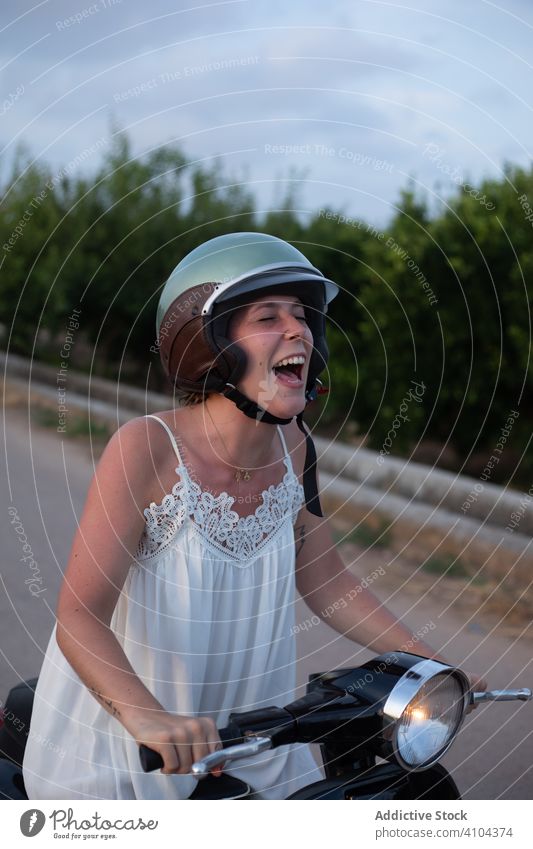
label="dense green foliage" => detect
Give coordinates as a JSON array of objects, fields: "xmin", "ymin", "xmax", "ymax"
[{"xmin": 1, "ymin": 134, "xmax": 531, "ymax": 483}]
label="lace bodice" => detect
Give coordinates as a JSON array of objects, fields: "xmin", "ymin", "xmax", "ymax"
[{"xmin": 136, "ymin": 417, "xmax": 304, "ymax": 564}]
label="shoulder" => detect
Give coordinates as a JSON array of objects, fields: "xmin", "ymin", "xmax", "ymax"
[
  {"xmin": 93, "ymin": 414, "xmax": 180, "ymax": 508},
  {"xmin": 102, "ymin": 414, "xmax": 173, "ymax": 465},
  {"xmin": 114, "ymin": 409, "xmax": 193, "ymax": 449}
]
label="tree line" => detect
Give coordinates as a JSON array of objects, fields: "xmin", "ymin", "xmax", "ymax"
[{"xmin": 1, "ymin": 133, "xmax": 532, "ymax": 486}]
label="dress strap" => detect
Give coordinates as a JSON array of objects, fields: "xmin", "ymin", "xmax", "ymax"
[
  {"xmin": 276, "ymin": 425, "xmax": 292, "ymax": 472},
  {"xmin": 146, "ymin": 415, "xmax": 184, "ymax": 466}
]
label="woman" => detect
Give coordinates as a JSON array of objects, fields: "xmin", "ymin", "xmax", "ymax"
[{"xmin": 23, "ymin": 232, "xmax": 485, "ymax": 799}]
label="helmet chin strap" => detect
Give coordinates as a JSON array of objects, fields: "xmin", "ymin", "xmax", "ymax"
[{"xmin": 221, "ymin": 382, "xmax": 323, "ymax": 517}]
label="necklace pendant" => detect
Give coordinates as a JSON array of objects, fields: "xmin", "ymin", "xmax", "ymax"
[{"xmin": 242, "ymin": 470, "xmax": 251, "ymax": 481}]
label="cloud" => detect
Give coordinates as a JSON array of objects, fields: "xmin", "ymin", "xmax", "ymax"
[{"xmin": 1, "ymin": 0, "xmax": 531, "ymax": 224}]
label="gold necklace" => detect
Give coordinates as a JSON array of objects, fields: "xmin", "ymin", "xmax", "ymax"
[{"xmin": 205, "ymin": 403, "xmax": 253, "ymax": 482}]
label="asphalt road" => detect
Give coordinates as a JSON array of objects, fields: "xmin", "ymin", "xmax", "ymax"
[{"xmin": 1, "ymin": 406, "xmax": 531, "ymax": 799}]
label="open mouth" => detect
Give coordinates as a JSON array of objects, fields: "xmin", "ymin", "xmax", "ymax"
[{"xmin": 272, "ymin": 355, "xmax": 306, "ymax": 386}]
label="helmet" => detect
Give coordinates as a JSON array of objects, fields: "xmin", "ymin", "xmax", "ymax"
[
  {"xmin": 156, "ymin": 232, "xmax": 339, "ymax": 518},
  {"xmin": 156, "ymin": 232, "xmax": 338, "ymax": 399}
]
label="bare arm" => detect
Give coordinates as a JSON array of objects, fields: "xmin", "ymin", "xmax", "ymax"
[
  {"xmin": 293, "ymin": 512, "xmax": 445, "ymax": 658},
  {"xmin": 55, "ymin": 416, "xmax": 220, "ymax": 773},
  {"xmin": 293, "ymin": 512, "xmax": 487, "ymax": 703},
  {"xmin": 286, "ymin": 422, "xmax": 486, "ymax": 694}
]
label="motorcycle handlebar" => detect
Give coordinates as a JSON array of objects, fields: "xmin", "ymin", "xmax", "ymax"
[
  {"xmin": 472, "ymin": 688, "xmax": 532, "ymax": 704},
  {"xmin": 188, "ymin": 688, "xmax": 532, "ymax": 774},
  {"xmin": 139, "ymin": 688, "xmax": 532, "ymax": 773}
]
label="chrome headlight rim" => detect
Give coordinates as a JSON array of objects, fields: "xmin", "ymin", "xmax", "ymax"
[{"xmin": 382, "ymin": 658, "xmax": 470, "ymax": 772}]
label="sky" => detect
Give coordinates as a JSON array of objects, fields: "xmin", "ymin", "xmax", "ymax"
[{"xmin": 2, "ymin": 0, "xmax": 532, "ymax": 225}]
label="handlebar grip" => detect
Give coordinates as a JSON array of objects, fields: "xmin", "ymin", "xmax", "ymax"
[
  {"xmin": 139, "ymin": 744, "xmax": 163, "ymax": 772},
  {"xmin": 139, "ymin": 725, "xmax": 240, "ymax": 772}
]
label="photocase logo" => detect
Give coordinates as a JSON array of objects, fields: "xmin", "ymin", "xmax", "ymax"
[{"xmin": 20, "ymin": 809, "xmax": 46, "ymax": 837}]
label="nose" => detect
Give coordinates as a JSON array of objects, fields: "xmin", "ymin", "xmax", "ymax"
[{"xmin": 282, "ymin": 312, "xmax": 306, "ymax": 339}]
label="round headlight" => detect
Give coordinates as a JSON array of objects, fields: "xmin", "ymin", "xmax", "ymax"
[
  {"xmin": 383, "ymin": 659, "xmax": 470, "ymax": 771},
  {"xmin": 396, "ymin": 673, "xmax": 466, "ymax": 768}
]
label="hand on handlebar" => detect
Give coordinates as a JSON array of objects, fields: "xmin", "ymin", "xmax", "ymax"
[{"xmin": 134, "ymin": 713, "xmax": 224, "ymax": 776}]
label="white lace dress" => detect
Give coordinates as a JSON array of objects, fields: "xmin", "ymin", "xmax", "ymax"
[{"xmin": 23, "ymin": 415, "xmax": 323, "ymax": 799}]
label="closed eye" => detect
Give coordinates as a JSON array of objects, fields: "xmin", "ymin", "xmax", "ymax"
[
  {"xmin": 256, "ymin": 314, "xmax": 308, "ymax": 324},
  {"xmin": 257, "ymin": 314, "xmax": 307, "ymax": 323}
]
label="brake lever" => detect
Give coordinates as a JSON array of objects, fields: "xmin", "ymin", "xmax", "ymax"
[{"xmin": 191, "ymin": 735, "xmax": 273, "ymax": 777}]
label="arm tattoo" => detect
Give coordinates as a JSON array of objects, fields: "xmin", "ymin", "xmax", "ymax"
[
  {"xmin": 295, "ymin": 523, "xmax": 306, "ymax": 557},
  {"xmin": 90, "ymin": 687, "xmax": 122, "ymax": 720}
]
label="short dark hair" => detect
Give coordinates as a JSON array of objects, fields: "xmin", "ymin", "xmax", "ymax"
[{"xmin": 174, "ymin": 388, "xmax": 212, "ymax": 407}]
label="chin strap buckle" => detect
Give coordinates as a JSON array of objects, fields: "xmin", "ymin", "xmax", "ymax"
[{"xmin": 306, "ymin": 378, "xmax": 329, "ymax": 403}]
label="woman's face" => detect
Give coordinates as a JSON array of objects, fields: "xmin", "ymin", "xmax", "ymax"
[{"xmin": 227, "ymin": 294, "xmax": 314, "ymax": 418}]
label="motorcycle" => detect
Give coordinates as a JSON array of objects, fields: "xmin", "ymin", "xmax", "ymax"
[{"xmin": 1, "ymin": 652, "xmax": 530, "ymax": 800}]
